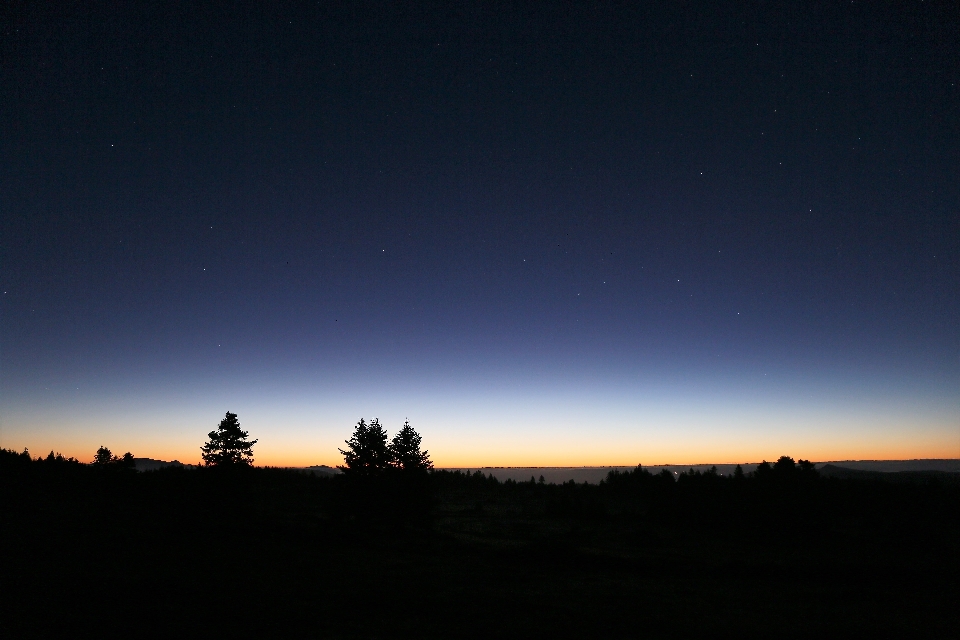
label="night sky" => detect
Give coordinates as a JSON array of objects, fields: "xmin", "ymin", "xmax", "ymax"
[{"xmin": 2, "ymin": 2, "xmax": 957, "ymax": 466}]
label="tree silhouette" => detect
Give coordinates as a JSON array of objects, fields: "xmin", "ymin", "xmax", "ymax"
[
  {"xmin": 753, "ymin": 460, "xmax": 773, "ymax": 480},
  {"xmin": 774, "ymin": 456, "xmax": 796, "ymax": 475},
  {"xmin": 119, "ymin": 451, "xmax": 136, "ymax": 469},
  {"xmin": 389, "ymin": 420, "xmax": 433, "ymax": 472},
  {"xmin": 338, "ymin": 418, "xmax": 391, "ymax": 475},
  {"xmin": 201, "ymin": 411, "xmax": 257, "ymax": 466},
  {"xmin": 797, "ymin": 459, "xmax": 817, "ymax": 476},
  {"xmin": 93, "ymin": 446, "xmax": 115, "ymax": 465},
  {"xmin": 41, "ymin": 450, "xmax": 79, "ymax": 465},
  {"xmin": 93, "ymin": 446, "xmax": 136, "ymax": 469}
]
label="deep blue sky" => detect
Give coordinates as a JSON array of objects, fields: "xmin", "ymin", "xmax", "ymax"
[{"xmin": 2, "ymin": 1, "xmax": 957, "ymax": 465}]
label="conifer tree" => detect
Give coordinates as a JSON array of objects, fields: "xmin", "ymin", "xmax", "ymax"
[
  {"xmin": 389, "ymin": 420, "xmax": 433, "ymax": 472},
  {"xmin": 338, "ymin": 418, "xmax": 392, "ymax": 475},
  {"xmin": 201, "ymin": 411, "xmax": 257, "ymax": 466}
]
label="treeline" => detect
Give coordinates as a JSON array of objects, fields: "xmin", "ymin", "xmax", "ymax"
[
  {"xmin": 3, "ymin": 408, "xmax": 957, "ymax": 539},
  {"xmin": 0, "ymin": 446, "xmax": 134, "ymax": 470},
  {"xmin": 2, "ymin": 442, "xmax": 959, "ymax": 584},
  {"xmin": 3, "ymin": 422, "xmax": 957, "ymax": 636},
  {"xmin": 423, "ymin": 456, "xmax": 959, "ymax": 547}
]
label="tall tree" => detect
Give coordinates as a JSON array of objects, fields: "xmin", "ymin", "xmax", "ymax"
[
  {"xmin": 201, "ymin": 411, "xmax": 257, "ymax": 466},
  {"xmin": 93, "ymin": 446, "xmax": 116, "ymax": 465},
  {"xmin": 338, "ymin": 418, "xmax": 392, "ymax": 475},
  {"xmin": 389, "ymin": 420, "xmax": 433, "ymax": 472}
]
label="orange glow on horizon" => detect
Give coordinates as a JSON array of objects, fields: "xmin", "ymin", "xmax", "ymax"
[
  {"xmin": 100, "ymin": 441, "xmax": 960, "ymax": 469},
  {"xmin": 8, "ymin": 417, "xmax": 957, "ymax": 469}
]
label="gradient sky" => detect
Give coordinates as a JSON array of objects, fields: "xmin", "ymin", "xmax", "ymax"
[{"xmin": 2, "ymin": 2, "xmax": 957, "ymax": 466}]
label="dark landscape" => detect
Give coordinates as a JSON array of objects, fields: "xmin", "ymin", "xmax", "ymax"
[
  {"xmin": 3, "ymin": 444, "xmax": 958, "ymax": 636},
  {"xmin": 3, "ymin": 1, "xmax": 958, "ymax": 636}
]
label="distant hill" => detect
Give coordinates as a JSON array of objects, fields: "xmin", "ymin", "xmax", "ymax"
[
  {"xmin": 817, "ymin": 464, "xmax": 960, "ymax": 485},
  {"xmin": 440, "ymin": 465, "xmax": 750, "ymax": 485},
  {"xmin": 300, "ymin": 465, "xmax": 340, "ymax": 476},
  {"xmin": 129, "ymin": 458, "xmax": 959, "ymax": 482},
  {"xmin": 133, "ymin": 458, "xmax": 197, "ymax": 472},
  {"xmin": 133, "ymin": 459, "xmax": 342, "ymax": 475},
  {"xmin": 814, "ymin": 459, "xmax": 960, "ymax": 473},
  {"xmin": 439, "ymin": 459, "xmax": 960, "ymax": 485}
]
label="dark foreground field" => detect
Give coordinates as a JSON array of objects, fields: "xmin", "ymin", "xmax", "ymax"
[{"xmin": 2, "ymin": 452, "xmax": 958, "ymax": 637}]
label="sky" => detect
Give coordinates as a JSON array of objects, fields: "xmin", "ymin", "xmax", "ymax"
[{"xmin": 1, "ymin": 1, "xmax": 957, "ymax": 467}]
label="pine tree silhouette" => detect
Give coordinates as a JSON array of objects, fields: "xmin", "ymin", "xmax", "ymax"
[
  {"xmin": 201, "ymin": 411, "xmax": 257, "ymax": 466},
  {"xmin": 338, "ymin": 418, "xmax": 391, "ymax": 475},
  {"xmin": 389, "ymin": 419, "xmax": 433, "ymax": 472}
]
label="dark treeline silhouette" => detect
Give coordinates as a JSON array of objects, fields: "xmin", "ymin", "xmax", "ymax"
[
  {"xmin": 2, "ymin": 423, "xmax": 958, "ymax": 635},
  {"xmin": 427, "ymin": 455, "xmax": 959, "ymax": 537},
  {"xmin": 335, "ymin": 418, "xmax": 434, "ymax": 523},
  {"xmin": 93, "ymin": 445, "xmax": 136, "ymax": 469},
  {"xmin": 338, "ymin": 417, "xmax": 433, "ymax": 474}
]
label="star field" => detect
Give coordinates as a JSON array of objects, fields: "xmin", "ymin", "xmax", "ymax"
[{"xmin": 0, "ymin": 2, "xmax": 957, "ymax": 465}]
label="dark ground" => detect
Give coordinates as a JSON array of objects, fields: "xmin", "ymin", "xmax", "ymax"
[{"xmin": 2, "ymin": 453, "xmax": 958, "ymax": 637}]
